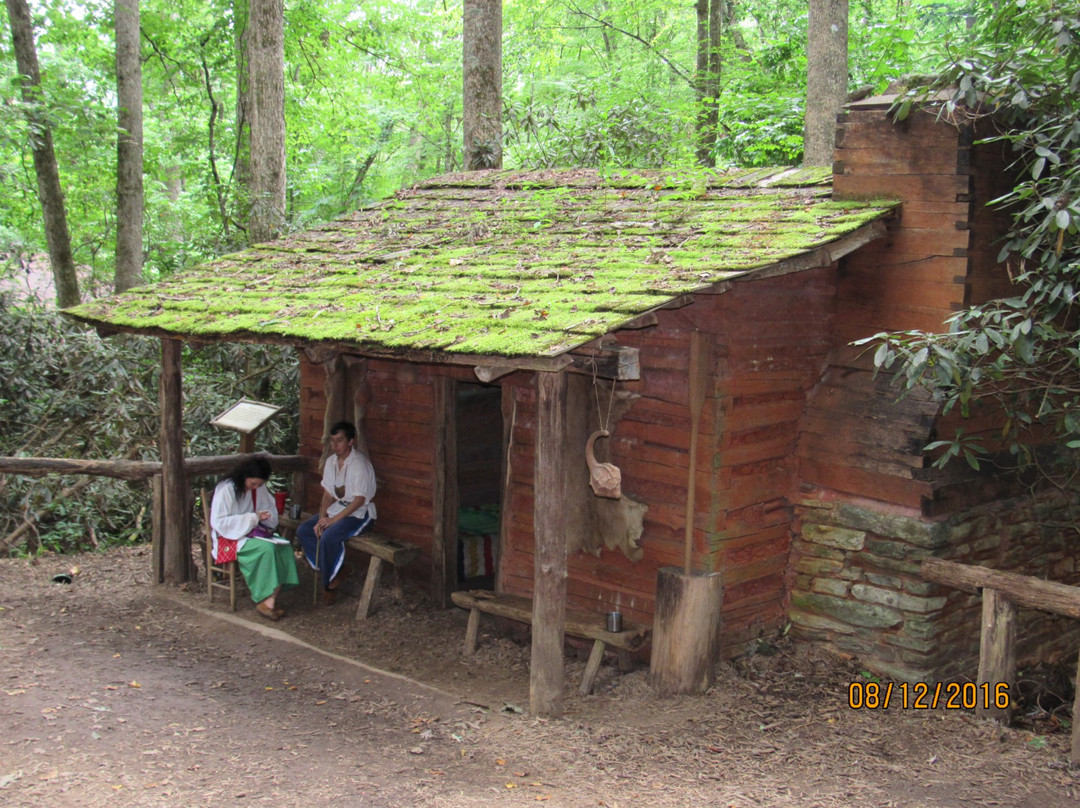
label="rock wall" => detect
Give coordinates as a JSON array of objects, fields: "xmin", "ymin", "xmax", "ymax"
[{"xmin": 789, "ymin": 493, "xmax": 1080, "ymax": 682}]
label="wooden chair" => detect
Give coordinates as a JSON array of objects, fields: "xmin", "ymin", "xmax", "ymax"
[{"xmin": 203, "ymin": 487, "xmax": 242, "ymax": 611}]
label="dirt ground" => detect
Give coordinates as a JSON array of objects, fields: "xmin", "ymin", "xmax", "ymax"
[{"xmin": 1, "ymin": 546, "xmax": 1077, "ymax": 807}]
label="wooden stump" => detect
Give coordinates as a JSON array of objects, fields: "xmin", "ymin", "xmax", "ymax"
[{"xmin": 650, "ymin": 567, "xmax": 723, "ymax": 695}]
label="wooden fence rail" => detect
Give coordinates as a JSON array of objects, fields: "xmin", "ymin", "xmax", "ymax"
[
  {"xmin": 921, "ymin": 557, "xmax": 1080, "ymax": 765},
  {"xmin": 0, "ymin": 453, "xmax": 311, "ymax": 481}
]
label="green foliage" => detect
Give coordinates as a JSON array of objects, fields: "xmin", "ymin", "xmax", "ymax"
[
  {"xmin": 714, "ymin": 92, "xmax": 804, "ymax": 167},
  {"xmin": 0, "ymin": 0, "xmax": 992, "ymax": 549},
  {"xmin": 0, "ymin": 296, "xmax": 298, "ymax": 555},
  {"xmin": 862, "ymin": 0, "xmax": 1080, "ymax": 471},
  {"xmin": 0, "ymin": 0, "xmax": 980, "ymax": 288}
]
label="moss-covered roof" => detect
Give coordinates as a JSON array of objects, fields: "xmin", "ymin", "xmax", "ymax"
[{"xmin": 66, "ymin": 167, "xmax": 897, "ymax": 360}]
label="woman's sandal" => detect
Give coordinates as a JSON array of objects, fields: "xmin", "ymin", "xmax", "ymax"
[{"xmin": 256, "ymin": 602, "xmax": 280, "ymax": 621}]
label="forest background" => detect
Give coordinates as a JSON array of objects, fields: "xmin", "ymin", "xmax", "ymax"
[{"xmin": 0, "ymin": 0, "xmax": 993, "ymax": 554}]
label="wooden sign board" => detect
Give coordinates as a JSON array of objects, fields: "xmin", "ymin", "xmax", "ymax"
[{"xmin": 210, "ymin": 398, "xmax": 282, "ymax": 435}]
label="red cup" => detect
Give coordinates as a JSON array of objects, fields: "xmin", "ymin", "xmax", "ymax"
[{"xmin": 274, "ymin": 491, "xmax": 288, "ymax": 515}]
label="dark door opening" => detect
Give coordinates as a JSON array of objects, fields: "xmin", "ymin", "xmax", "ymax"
[{"xmin": 454, "ymin": 382, "xmax": 502, "ymax": 590}]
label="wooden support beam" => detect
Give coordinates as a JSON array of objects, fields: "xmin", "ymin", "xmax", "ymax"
[
  {"xmin": 475, "ymin": 345, "xmax": 640, "ymax": 383},
  {"xmin": 473, "ymin": 354, "xmax": 572, "ymax": 383},
  {"xmin": 566, "ymin": 344, "xmax": 640, "ymax": 381},
  {"xmin": 976, "ymin": 588, "xmax": 1015, "ymax": 724},
  {"xmin": 531, "ymin": 369, "xmax": 568, "ymax": 717},
  {"xmin": 159, "ymin": 338, "xmax": 190, "ymax": 584},
  {"xmin": 431, "ymin": 376, "xmax": 458, "ymax": 608}
]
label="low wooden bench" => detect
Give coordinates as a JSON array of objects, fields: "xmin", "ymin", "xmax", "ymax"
[
  {"xmin": 450, "ymin": 589, "xmax": 651, "ymax": 695},
  {"xmin": 346, "ymin": 532, "xmax": 421, "ymax": 620}
]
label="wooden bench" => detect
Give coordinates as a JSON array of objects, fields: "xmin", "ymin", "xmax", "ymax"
[
  {"xmin": 278, "ymin": 514, "xmax": 419, "ymax": 617},
  {"xmin": 346, "ymin": 532, "xmax": 421, "ymax": 620},
  {"xmin": 450, "ymin": 590, "xmax": 651, "ymax": 695}
]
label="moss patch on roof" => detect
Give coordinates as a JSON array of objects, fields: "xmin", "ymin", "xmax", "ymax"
[{"xmin": 67, "ymin": 167, "xmax": 896, "ymax": 359}]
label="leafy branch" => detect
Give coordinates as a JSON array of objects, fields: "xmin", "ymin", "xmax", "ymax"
[{"xmin": 861, "ymin": 0, "xmax": 1080, "ymax": 473}]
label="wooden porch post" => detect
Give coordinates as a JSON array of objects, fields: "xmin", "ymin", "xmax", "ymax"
[
  {"xmin": 159, "ymin": 337, "xmax": 190, "ymax": 584},
  {"xmin": 531, "ymin": 369, "xmax": 568, "ymax": 717},
  {"xmin": 431, "ymin": 376, "xmax": 458, "ymax": 608}
]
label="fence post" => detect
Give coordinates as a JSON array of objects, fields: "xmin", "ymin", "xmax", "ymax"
[
  {"xmin": 1072, "ymin": 646, "xmax": 1080, "ymax": 765},
  {"xmin": 976, "ymin": 587, "xmax": 1016, "ymax": 723}
]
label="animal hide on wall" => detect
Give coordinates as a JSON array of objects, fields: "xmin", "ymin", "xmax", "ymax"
[{"xmin": 593, "ymin": 494, "xmax": 647, "ymax": 562}]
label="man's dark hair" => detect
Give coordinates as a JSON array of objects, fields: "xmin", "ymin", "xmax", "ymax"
[{"xmin": 329, "ymin": 421, "xmax": 356, "ymax": 442}]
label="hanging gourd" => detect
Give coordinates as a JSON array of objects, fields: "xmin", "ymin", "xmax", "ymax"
[
  {"xmin": 586, "ymin": 428, "xmax": 622, "ymax": 498},
  {"xmin": 586, "ymin": 372, "xmax": 622, "ymax": 499}
]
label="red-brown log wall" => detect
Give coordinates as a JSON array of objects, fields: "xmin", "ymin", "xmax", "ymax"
[
  {"xmin": 298, "ymin": 354, "xmax": 477, "ymax": 584},
  {"xmin": 797, "ymin": 102, "xmax": 1013, "ymax": 515},
  {"xmin": 496, "ymin": 269, "xmax": 837, "ymax": 652}
]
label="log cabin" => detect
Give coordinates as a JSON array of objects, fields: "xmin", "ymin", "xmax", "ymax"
[{"xmin": 66, "ymin": 95, "xmax": 1080, "ymax": 711}]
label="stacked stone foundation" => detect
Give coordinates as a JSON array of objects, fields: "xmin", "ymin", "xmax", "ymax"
[{"xmin": 788, "ymin": 493, "xmax": 1080, "ymax": 683}]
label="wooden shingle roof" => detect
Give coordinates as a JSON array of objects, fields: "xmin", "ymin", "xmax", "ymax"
[{"xmin": 66, "ymin": 167, "xmax": 897, "ymax": 362}]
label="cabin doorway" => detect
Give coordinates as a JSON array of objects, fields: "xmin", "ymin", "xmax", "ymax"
[{"xmin": 453, "ymin": 381, "xmax": 503, "ymax": 591}]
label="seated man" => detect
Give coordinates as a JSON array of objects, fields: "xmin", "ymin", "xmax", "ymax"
[{"xmin": 296, "ymin": 421, "xmax": 377, "ymax": 604}]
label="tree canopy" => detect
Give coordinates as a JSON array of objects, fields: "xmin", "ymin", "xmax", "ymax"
[
  {"xmin": 1, "ymin": 0, "xmax": 975, "ymax": 292},
  {"xmin": 0, "ymin": 0, "xmax": 992, "ymax": 553}
]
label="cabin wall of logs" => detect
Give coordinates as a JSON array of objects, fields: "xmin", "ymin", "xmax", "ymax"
[
  {"xmin": 787, "ymin": 100, "xmax": 1080, "ymax": 681},
  {"xmin": 288, "ymin": 99, "xmax": 1080, "ymax": 681},
  {"xmin": 298, "ymin": 353, "xmax": 479, "ymax": 595},
  {"xmin": 296, "ymin": 263, "xmax": 843, "ymax": 657},
  {"xmin": 492, "ymin": 268, "xmax": 843, "ymax": 654}
]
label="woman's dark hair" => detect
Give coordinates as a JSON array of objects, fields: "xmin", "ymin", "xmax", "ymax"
[{"xmin": 224, "ymin": 457, "xmax": 272, "ymax": 497}]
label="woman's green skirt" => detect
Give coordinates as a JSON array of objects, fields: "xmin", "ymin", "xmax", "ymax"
[{"xmin": 237, "ymin": 539, "xmax": 299, "ymax": 603}]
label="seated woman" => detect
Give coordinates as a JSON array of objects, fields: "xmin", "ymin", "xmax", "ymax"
[{"xmin": 210, "ymin": 457, "xmax": 299, "ymax": 621}]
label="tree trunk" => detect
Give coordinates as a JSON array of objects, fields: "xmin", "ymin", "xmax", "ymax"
[
  {"xmin": 4, "ymin": 0, "xmax": 80, "ymax": 307},
  {"xmin": 247, "ymin": 0, "xmax": 286, "ymax": 243},
  {"xmin": 232, "ymin": 0, "xmax": 250, "ymax": 235},
  {"xmin": 694, "ymin": 0, "xmax": 722, "ymax": 166},
  {"xmin": 803, "ymin": 0, "xmax": 848, "ymax": 166},
  {"xmin": 115, "ymin": 0, "xmax": 144, "ymax": 292},
  {"xmin": 463, "ymin": 0, "xmax": 502, "ymax": 171}
]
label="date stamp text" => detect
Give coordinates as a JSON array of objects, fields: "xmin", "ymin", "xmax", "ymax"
[{"xmin": 848, "ymin": 681, "xmax": 1010, "ymax": 710}]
